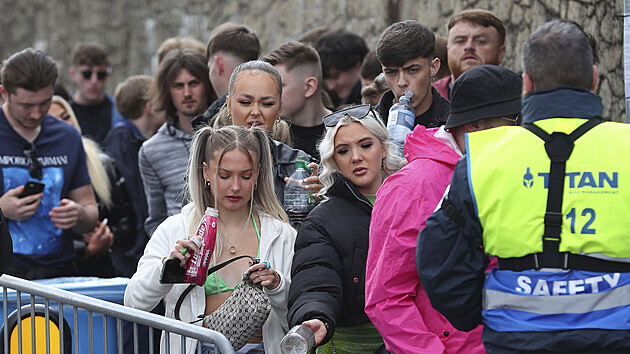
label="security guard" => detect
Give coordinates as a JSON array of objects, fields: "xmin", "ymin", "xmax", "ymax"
[{"xmin": 416, "ymin": 20, "xmax": 630, "ymax": 353}]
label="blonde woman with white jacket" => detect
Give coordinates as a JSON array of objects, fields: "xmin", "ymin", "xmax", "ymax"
[{"xmin": 125, "ymin": 126, "xmax": 296, "ymax": 353}]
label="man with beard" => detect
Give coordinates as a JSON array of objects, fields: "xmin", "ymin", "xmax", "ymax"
[
  {"xmin": 433, "ymin": 9, "xmax": 506, "ymax": 100},
  {"xmin": 139, "ymin": 49, "xmax": 213, "ymax": 236},
  {"xmin": 418, "ymin": 20, "xmax": 630, "ymax": 352}
]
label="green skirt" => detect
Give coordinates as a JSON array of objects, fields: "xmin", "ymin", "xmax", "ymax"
[{"xmin": 316, "ymin": 322, "xmax": 384, "ymax": 354}]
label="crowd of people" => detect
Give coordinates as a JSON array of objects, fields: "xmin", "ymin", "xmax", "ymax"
[{"xmin": 1, "ymin": 6, "xmax": 628, "ymax": 353}]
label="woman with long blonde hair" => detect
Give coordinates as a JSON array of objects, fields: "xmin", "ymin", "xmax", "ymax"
[{"xmin": 125, "ymin": 125, "xmax": 296, "ymax": 353}]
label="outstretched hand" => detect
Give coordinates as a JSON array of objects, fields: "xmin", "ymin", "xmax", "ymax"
[{"xmin": 302, "ymin": 319, "xmax": 327, "ymax": 346}]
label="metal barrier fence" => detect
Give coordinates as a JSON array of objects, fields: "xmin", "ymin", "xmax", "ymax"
[{"xmin": 0, "ymin": 274, "xmax": 235, "ymax": 354}]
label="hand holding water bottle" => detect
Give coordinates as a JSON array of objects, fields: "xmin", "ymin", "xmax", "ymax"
[
  {"xmin": 387, "ymin": 90, "xmax": 416, "ymax": 158},
  {"xmin": 284, "ymin": 157, "xmax": 317, "ymax": 229},
  {"xmin": 281, "ymin": 323, "xmax": 317, "ymax": 354}
]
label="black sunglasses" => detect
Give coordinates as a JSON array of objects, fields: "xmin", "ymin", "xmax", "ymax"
[
  {"xmin": 322, "ymin": 104, "xmax": 375, "ymax": 127},
  {"xmin": 80, "ymin": 68, "xmax": 111, "ymax": 81},
  {"xmin": 23, "ymin": 144, "xmax": 42, "ymax": 180}
]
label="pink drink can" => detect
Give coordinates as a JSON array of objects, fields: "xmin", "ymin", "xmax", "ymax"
[{"xmin": 184, "ymin": 207, "xmax": 218, "ymax": 285}]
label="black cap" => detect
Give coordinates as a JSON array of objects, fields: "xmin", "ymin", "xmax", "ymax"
[{"xmin": 445, "ymin": 65, "xmax": 522, "ymax": 130}]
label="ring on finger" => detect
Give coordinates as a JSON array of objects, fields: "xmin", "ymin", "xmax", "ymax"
[{"xmin": 262, "ymin": 261, "xmax": 271, "ymax": 270}]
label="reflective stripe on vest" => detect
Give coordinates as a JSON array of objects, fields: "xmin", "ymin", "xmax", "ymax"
[
  {"xmin": 482, "ymin": 268, "xmax": 630, "ymax": 332},
  {"xmin": 466, "ymin": 118, "xmax": 630, "ymax": 259}
]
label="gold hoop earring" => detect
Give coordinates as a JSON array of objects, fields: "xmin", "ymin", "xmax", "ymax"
[{"xmin": 204, "ymin": 180, "xmax": 211, "ymax": 189}]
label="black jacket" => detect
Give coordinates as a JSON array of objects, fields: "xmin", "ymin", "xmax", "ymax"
[
  {"xmin": 103, "ymin": 123, "xmax": 148, "ymax": 275},
  {"xmin": 375, "ymin": 87, "xmax": 449, "ymax": 129},
  {"xmin": 288, "ymin": 176, "xmax": 373, "ymax": 344},
  {"xmin": 191, "ymin": 94, "xmax": 227, "ymax": 131},
  {"xmin": 270, "ymin": 139, "xmax": 313, "ymax": 205}
]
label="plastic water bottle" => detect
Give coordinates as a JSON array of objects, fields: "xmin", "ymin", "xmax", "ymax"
[
  {"xmin": 387, "ymin": 90, "xmax": 416, "ymax": 157},
  {"xmin": 280, "ymin": 325, "xmax": 315, "ymax": 354},
  {"xmin": 284, "ymin": 157, "xmax": 315, "ymax": 229}
]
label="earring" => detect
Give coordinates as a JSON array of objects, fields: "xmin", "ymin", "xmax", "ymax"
[
  {"xmin": 204, "ymin": 180, "xmax": 211, "ymax": 189},
  {"xmin": 227, "ymin": 115, "xmax": 232, "ymax": 120},
  {"xmin": 275, "ymin": 117, "xmax": 281, "ymax": 123}
]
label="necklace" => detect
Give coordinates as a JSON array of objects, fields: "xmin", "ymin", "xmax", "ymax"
[{"xmin": 219, "ymin": 214, "xmax": 252, "ymax": 255}]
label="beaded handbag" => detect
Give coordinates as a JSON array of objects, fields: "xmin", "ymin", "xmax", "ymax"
[{"xmin": 174, "ymin": 255, "xmax": 271, "ymax": 351}]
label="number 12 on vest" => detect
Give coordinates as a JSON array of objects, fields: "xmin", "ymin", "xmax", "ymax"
[{"xmin": 566, "ymin": 208, "xmax": 596, "ymax": 235}]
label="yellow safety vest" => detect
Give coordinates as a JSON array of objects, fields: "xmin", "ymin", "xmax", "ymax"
[{"xmin": 467, "ymin": 118, "xmax": 630, "ymax": 260}]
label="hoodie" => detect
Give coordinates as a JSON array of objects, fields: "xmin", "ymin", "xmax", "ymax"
[{"xmin": 365, "ymin": 124, "xmax": 485, "ymax": 353}]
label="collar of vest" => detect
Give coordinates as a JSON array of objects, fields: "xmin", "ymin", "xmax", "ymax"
[{"xmin": 522, "ymin": 86, "xmax": 602, "ymax": 124}]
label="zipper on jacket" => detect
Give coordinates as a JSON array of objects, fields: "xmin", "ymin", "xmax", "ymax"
[{"xmin": 344, "ymin": 181, "xmax": 373, "ymax": 209}]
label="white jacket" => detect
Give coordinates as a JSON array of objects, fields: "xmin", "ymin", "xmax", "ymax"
[{"xmin": 124, "ymin": 203, "xmax": 296, "ymax": 354}]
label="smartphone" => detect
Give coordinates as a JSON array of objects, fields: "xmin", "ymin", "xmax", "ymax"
[
  {"xmin": 18, "ymin": 181, "xmax": 45, "ymax": 198},
  {"xmin": 159, "ymin": 257, "xmax": 187, "ymax": 284}
]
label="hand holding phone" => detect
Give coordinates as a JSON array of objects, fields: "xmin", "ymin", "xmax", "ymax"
[
  {"xmin": 18, "ymin": 181, "xmax": 45, "ymax": 198},
  {"xmin": 0, "ymin": 183, "xmax": 44, "ymax": 222}
]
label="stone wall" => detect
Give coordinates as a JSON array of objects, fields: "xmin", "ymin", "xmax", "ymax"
[{"xmin": 0, "ymin": 0, "xmax": 623, "ymax": 120}]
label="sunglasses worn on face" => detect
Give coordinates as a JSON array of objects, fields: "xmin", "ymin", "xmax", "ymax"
[
  {"xmin": 23, "ymin": 144, "xmax": 42, "ymax": 180},
  {"xmin": 322, "ymin": 104, "xmax": 375, "ymax": 127},
  {"xmin": 80, "ymin": 68, "xmax": 111, "ymax": 81}
]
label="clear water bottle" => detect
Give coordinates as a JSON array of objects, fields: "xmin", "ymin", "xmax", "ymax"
[
  {"xmin": 387, "ymin": 90, "xmax": 416, "ymax": 158},
  {"xmin": 284, "ymin": 157, "xmax": 315, "ymax": 229},
  {"xmin": 281, "ymin": 325, "xmax": 315, "ymax": 354}
]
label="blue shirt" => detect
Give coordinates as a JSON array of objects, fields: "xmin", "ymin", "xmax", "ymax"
[{"xmin": 0, "ymin": 108, "xmax": 91, "ymax": 269}]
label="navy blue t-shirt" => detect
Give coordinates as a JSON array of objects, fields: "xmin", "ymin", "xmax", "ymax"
[{"xmin": 0, "ymin": 108, "xmax": 91, "ymax": 269}]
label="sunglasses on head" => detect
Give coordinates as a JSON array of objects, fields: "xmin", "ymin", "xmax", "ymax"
[
  {"xmin": 80, "ymin": 68, "xmax": 111, "ymax": 81},
  {"xmin": 23, "ymin": 144, "xmax": 42, "ymax": 180},
  {"xmin": 322, "ymin": 104, "xmax": 375, "ymax": 127}
]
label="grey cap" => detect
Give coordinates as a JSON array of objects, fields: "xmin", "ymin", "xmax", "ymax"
[{"xmin": 444, "ymin": 65, "xmax": 522, "ymax": 129}]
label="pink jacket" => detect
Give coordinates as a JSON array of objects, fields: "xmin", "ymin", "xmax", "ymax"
[{"xmin": 366, "ymin": 125, "xmax": 486, "ymax": 354}]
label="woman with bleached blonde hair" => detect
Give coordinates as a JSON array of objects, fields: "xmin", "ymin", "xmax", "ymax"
[{"xmin": 126, "ymin": 125, "xmax": 296, "ymax": 353}]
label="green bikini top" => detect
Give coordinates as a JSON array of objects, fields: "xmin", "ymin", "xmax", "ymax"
[{"xmin": 204, "ymin": 214, "xmax": 261, "ymax": 295}]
